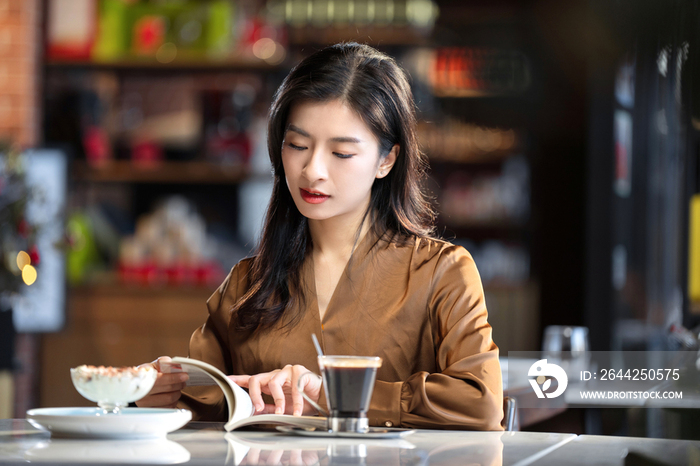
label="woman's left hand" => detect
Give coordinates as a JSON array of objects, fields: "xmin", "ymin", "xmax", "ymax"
[{"xmin": 229, "ymin": 364, "xmax": 322, "ymax": 416}]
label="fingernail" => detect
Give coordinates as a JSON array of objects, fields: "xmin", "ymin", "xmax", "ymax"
[
  {"xmin": 179, "ymin": 374, "xmax": 189, "ymax": 382},
  {"xmin": 256, "ymin": 404, "xmax": 264, "ymax": 412},
  {"xmin": 275, "ymin": 407, "xmax": 283, "ymax": 415}
]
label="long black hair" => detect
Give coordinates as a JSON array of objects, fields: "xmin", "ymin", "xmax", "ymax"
[{"xmin": 234, "ymin": 42, "xmax": 436, "ymax": 331}]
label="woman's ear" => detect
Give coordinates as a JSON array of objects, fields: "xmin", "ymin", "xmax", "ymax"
[{"xmin": 376, "ymin": 144, "xmax": 399, "ymax": 179}]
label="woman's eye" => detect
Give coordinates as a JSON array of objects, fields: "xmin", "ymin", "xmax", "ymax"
[
  {"xmin": 333, "ymin": 152, "xmax": 353, "ymax": 159},
  {"xmin": 288, "ymin": 143, "xmax": 306, "ymax": 151}
]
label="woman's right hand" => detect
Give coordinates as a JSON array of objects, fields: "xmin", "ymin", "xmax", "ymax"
[
  {"xmin": 135, "ymin": 356, "xmax": 189, "ymax": 409},
  {"xmin": 229, "ymin": 364, "xmax": 322, "ymax": 416}
]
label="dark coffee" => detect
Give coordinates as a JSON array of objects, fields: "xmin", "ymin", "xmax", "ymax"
[{"xmin": 323, "ymin": 366, "xmax": 378, "ymax": 416}]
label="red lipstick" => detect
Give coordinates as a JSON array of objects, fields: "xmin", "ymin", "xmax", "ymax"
[{"xmin": 300, "ymin": 188, "xmax": 330, "ymax": 204}]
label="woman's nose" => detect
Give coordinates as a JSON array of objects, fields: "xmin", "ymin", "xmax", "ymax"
[{"xmin": 302, "ymin": 149, "xmax": 328, "ymax": 181}]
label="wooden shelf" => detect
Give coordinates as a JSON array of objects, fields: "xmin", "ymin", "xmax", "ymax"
[
  {"xmin": 70, "ymin": 282, "xmax": 215, "ymax": 299},
  {"xmin": 432, "ymin": 88, "xmax": 499, "ymax": 98},
  {"xmin": 287, "ymin": 25, "xmax": 430, "ymax": 46},
  {"xmin": 433, "ymin": 90, "xmax": 532, "ymax": 100},
  {"xmin": 72, "ymin": 160, "xmax": 250, "ymax": 184},
  {"xmin": 45, "ymin": 56, "xmax": 286, "ymax": 73},
  {"xmin": 68, "ymin": 270, "xmax": 221, "ymax": 298},
  {"xmin": 428, "ymin": 151, "xmax": 516, "ymax": 165}
]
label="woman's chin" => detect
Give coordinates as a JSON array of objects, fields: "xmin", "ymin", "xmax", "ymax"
[
  {"xmin": 301, "ymin": 212, "xmax": 330, "ymax": 221},
  {"xmin": 293, "ymin": 202, "xmax": 330, "ymax": 220}
]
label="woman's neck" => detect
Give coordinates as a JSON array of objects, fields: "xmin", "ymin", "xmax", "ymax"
[{"xmin": 308, "ymin": 211, "xmax": 371, "ymax": 260}]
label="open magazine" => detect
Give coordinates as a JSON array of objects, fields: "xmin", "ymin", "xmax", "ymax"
[{"xmin": 160, "ymin": 357, "xmax": 328, "ymax": 431}]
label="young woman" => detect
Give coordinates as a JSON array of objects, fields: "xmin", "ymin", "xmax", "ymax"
[{"xmin": 137, "ymin": 42, "xmax": 503, "ymax": 431}]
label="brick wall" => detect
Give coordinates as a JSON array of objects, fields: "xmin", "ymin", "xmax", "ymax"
[
  {"xmin": 0, "ymin": 0, "xmax": 40, "ymax": 147},
  {"xmin": 0, "ymin": 0, "xmax": 42, "ymax": 416}
]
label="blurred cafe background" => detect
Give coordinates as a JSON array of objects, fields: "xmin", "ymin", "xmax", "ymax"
[{"xmin": 0, "ymin": 0, "xmax": 698, "ymax": 440}]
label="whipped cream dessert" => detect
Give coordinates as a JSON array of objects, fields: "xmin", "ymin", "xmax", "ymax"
[{"xmin": 70, "ymin": 365, "xmax": 157, "ymax": 412}]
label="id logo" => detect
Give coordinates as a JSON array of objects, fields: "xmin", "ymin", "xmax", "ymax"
[{"xmin": 528, "ymin": 359, "xmax": 568, "ymax": 398}]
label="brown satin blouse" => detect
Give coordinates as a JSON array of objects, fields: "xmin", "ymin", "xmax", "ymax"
[{"xmin": 179, "ymin": 230, "xmax": 504, "ymax": 431}]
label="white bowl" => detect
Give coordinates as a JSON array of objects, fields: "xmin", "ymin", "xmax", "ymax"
[{"xmin": 70, "ymin": 365, "xmax": 157, "ymax": 413}]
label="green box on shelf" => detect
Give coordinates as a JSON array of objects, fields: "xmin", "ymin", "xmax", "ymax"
[{"xmin": 92, "ymin": 0, "xmax": 233, "ymax": 62}]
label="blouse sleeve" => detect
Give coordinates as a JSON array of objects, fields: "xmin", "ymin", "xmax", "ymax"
[
  {"xmin": 177, "ymin": 259, "xmax": 251, "ymax": 421},
  {"xmin": 367, "ymin": 245, "xmax": 504, "ymax": 431}
]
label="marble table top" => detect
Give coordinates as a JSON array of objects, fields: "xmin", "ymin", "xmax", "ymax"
[{"xmin": 0, "ymin": 419, "xmax": 698, "ymax": 465}]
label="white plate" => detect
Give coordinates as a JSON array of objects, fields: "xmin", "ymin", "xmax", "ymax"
[
  {"xmin": 26, "ymin": 407, "xmax": 192, "ymax": 439},
  {"xmin": 275, "ymin": 426, "xmax": 415, "ymax": 439}
]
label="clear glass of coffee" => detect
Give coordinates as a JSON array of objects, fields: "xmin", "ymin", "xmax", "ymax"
[{"xmin": 317, "ymin": 355, "xmax": 382, "ymax": 433}]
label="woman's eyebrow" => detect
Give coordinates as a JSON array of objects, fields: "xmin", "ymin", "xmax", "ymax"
[
  {"xmin": 330, "ymin": 136, "xmax": 362, "ymax": 144},
  {"xmin": 287, "ymin": 124, "xmax": 362, "ymax": 144},
  {"xmin": 287, "ymin": 124, "xmax": 310, "ymax": 137}
]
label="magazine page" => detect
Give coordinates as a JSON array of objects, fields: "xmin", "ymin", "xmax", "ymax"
[
  {"xmin": 226, "ymin": 414, "xmax": 328, "ymax": 431},
  {"xmin": 163, "ymin": 357, "xmax": 255, "ymax": 429},
  {"xmin": 162, "ymin": 363, "xmax": 218, "ymax": 386}
]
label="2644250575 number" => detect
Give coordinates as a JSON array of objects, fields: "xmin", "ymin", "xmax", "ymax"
[{"xmin": 599, "ymin": 368, "xmax": 680, "ymax": 381}]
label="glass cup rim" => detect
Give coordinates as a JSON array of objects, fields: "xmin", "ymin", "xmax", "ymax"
[{"xmin": 317, "ymin": 355, "xmax": 382, "ymax": 368}]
